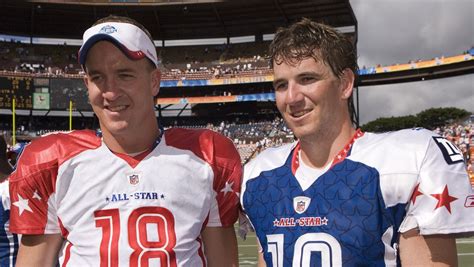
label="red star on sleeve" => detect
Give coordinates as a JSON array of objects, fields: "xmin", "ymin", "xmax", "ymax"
[
  {"xmin": 430, "ymin": 185, "xmax": 458, "ymax": 213},
  {"xmin": 410, "ymin": 183, "xmax": 424, "ymax": 205}
]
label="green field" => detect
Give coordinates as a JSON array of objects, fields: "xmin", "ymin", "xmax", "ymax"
[
  {"xmin": 237, "ymin": 229, "xmax": 474, "ymax": 266},
  {"xmin": 238, "ymin": 230, "xmax": 258, "ymax": 267},
  {"xmin": 457, "ymin": 237, "xmax": 474, "ymax": 267}
]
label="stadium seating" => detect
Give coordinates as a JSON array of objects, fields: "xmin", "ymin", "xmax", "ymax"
[{"xmin": 2, "ymin": 41, "xmax": 472, "ymax": 81}]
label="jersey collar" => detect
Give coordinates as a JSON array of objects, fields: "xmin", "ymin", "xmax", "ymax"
[
  {"xmin": 103, "ymin": 125, "xmax": 165, "ymax": 168},
  {"xmin": 291, "ymin": 129, "xmax": 364, "ymax": 175}
]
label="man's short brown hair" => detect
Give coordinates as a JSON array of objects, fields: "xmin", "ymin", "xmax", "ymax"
[{"xmin": 269, "ymin": 18, "xmax": 359, "ymax": 125}]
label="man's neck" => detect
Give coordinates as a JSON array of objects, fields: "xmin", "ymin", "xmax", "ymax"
[
  {"xmin": 101, "ymin": 123, "xmax": 160, "ymax": 154},
  {"xmin": 299, "ymin": 124, "xmax": 356, "ymax": 169}
]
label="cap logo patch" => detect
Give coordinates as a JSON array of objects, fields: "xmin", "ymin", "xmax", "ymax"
[{"xmin": 99, "ymin": 25, "xmax": 117, "ymax": 35}]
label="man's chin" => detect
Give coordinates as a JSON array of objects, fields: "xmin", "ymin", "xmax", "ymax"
[
  {"xmin": 291, "ymin": 126, "xmax": 322, "ymax": 141},
  {"xmin": 100, "ymin": 122, "xmax": 130, "ymax": 135}
]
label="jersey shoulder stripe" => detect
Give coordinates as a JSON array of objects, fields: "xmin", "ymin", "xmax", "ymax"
[
  {"xmin": 164, "ymin": 127, "xmax": 241, "ymax": 166},
  {"xmin": 9, "ymin": 130, "xmax": 101, "ymax": 182}
]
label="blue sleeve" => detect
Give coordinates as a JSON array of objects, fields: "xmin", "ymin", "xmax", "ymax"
[{"xmin": 0, "ymin": 185, "xmax": 18, "ymax": 267}]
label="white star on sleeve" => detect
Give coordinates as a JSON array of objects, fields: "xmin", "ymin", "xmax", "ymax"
[
  {"xmin": 220, "ymin": 181, "xmax": 234, "ymax": 195},
  {"xmin": 13, "ymin": 194, "xmax": 33, "ymax": 215},
  {"xmin": 33, "ymin": 190, "xmax": 42, "ymax": 200}
]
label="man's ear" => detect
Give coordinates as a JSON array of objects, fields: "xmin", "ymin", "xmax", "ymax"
[
  {"xmin": 83, "ymin": 75, "xmax": 90, "ymax": 88},
  {"xmin": 151, "ymin": 68, "xmax": 161, "ymax": 97},
  {"xmin": 340, "ymin": 68, "xmax": 355, "ymax": 100}
]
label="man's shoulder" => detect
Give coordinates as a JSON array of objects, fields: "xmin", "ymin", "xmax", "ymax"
[
  {"xmin": 254, "ymin": 142, "xmax": 295, "ymax": 161},
  {"xmin": 361, "ymin": 128, "xmax": 436, "ymax": 150},
  {"xmin": 165, "ymin": 127, "xmax": 234, "ymax": 148},
  {"xmin": 10, "ymin": 130, "xmax": 101, "ymax": 181},
  {"xmin": 388, "ymin": 127, "xmax": 435, "ymax": 140},
  {"xmin": 164, "ymin": 127, "xmax": 239, "ymax": 162},
  {"xmin": 165, "ymin": 127, "xmax": 225, "ymax": 139},
  {"xmin": 349, "ymin": 128, "xmax": 441, "ymax": 177},
  {"xmin": 23, "ymin": 129, "xmax": 100, "ymax": 155},
  {"xmin": 244, "ymin": 142, "xmax": 296, "ymax": 180}
]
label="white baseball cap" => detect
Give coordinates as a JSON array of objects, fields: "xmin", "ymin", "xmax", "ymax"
[{"xmin": 79, "ymin": 22, "xmax": 158, "ymax": 67}]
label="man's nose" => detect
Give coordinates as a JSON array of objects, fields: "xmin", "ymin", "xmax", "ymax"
[
  {"xmin": 286, "ymin": 82, "xmax": 304, "ymax": 105},
  {"xmin": 102, "ymin": 78, "xmax": 121, "ymax": 101}
]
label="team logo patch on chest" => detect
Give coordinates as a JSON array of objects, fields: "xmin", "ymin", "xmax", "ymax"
[
  {"xmin": 293, "ymin": 196, "xmax": 311, "ymax": 214},
  {"xmin": 127, "ymin": 172, "xmax": 141, "ymax": 185}
]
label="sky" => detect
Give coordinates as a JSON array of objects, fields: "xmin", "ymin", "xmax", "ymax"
[{"xmin": 350, "ymin": 0, "xmax": 474, "ymax": 125}]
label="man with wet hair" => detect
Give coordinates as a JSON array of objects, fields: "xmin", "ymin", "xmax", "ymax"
[{"xmin": 241, "ymin": 18, "xmax": 473, "ymax": 266}]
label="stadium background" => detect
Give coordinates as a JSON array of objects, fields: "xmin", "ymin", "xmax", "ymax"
[{"xmin": 0, "ymin": 0, "xmax": 473, "ymax": 265}]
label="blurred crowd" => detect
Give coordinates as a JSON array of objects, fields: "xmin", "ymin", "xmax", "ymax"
[
  {"xmin": 434, "ymin": 122, "xmax": 474, "ymax": 179},
  {"xmin": 3, "ymin": 40, "xmax": 471, "ymax": 81},
  {"xmin": 0, "ymin": 40, "xmax": 271, "ymax": 80}
]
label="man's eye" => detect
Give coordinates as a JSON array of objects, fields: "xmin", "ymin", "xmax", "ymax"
[
  {"xmin": 90, "ymin": 76, "xmax": 101, "ymax": 82},
  {"xmin": 119, "ymin": 74, "xmax": 135, "ymax": 80},
  {"xmin": 301, "ymin": 76, "xmax": 315, "ymax": 83},
  {"xmin": 274, "ymin": 83, "xmax": 287, "ymax": 91}
]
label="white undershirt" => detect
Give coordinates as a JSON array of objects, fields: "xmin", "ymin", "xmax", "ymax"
[
  {"xmin": 294, "ymin": 150, "xmax": 333, "ymax": 191},
  {"xmin": 127, "ymin": 149, "xmax": 149, "ymax": 157}
]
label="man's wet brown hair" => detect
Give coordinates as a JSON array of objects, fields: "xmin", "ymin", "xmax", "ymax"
[{"xmin": 269, "ymin": 18, "xmax": 359, "ymax": 125}]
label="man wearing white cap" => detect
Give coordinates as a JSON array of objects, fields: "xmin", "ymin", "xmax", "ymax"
[{"xmin": 9, "ymin": 15, "xmax": 241, "ymax": 266}]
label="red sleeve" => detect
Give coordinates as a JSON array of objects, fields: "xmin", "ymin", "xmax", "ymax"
[
  {"xmin": 165, "ymin": 128, "xmax": 243, "ymax": 227},
  {"xmin": 208, "ymin": 132, "xmax": 242, "ymax": 226},
  {"xmin": 9, "ymin": 162, "xmax": 58, "ymax": 234},
  {"xmin": 9, "ymin": 130, "xmax": 100, "ymax": 234}
]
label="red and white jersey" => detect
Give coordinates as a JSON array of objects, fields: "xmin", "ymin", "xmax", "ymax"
[{"xmin": 9, "ymin": 128, "xmax": 242, "ymax": 266}]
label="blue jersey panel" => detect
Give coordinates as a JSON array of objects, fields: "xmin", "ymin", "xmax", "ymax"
[
  {"xmin": 0, "ymin": 196, "xmax": 17, "ymax": 267},
  {"xmin": 243, "ymin": 152, "xmax": 407, "ymax": 266}
]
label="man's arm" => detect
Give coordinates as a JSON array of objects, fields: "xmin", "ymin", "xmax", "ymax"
[
  {"xmin": 16, "ymin": 234, "xmax": 63, "ymax": 267},
  {"xmin": 399, "ymin": 228, "xmax": 458, "ymax": 266},
  {"xmin": 201, "ymin": 226, "xmax": 238, "ymax": 267},
  {"xmin": 257, "ymin": 250, "xmax": 267, "ymax": 267}
]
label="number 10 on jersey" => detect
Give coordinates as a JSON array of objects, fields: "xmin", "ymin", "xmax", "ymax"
[{"xmin": 267, "ymin": 233, "xmax": 342, "ymax": 267}]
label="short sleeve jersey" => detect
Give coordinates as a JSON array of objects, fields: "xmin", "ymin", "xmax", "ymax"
[
  {"xmin": 241, "ymin": 128, "xmax": 474, "ymax": 266},
  {"xmin": 9, "ymin": 128, "xmax": 242, "ymax": 266}
]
